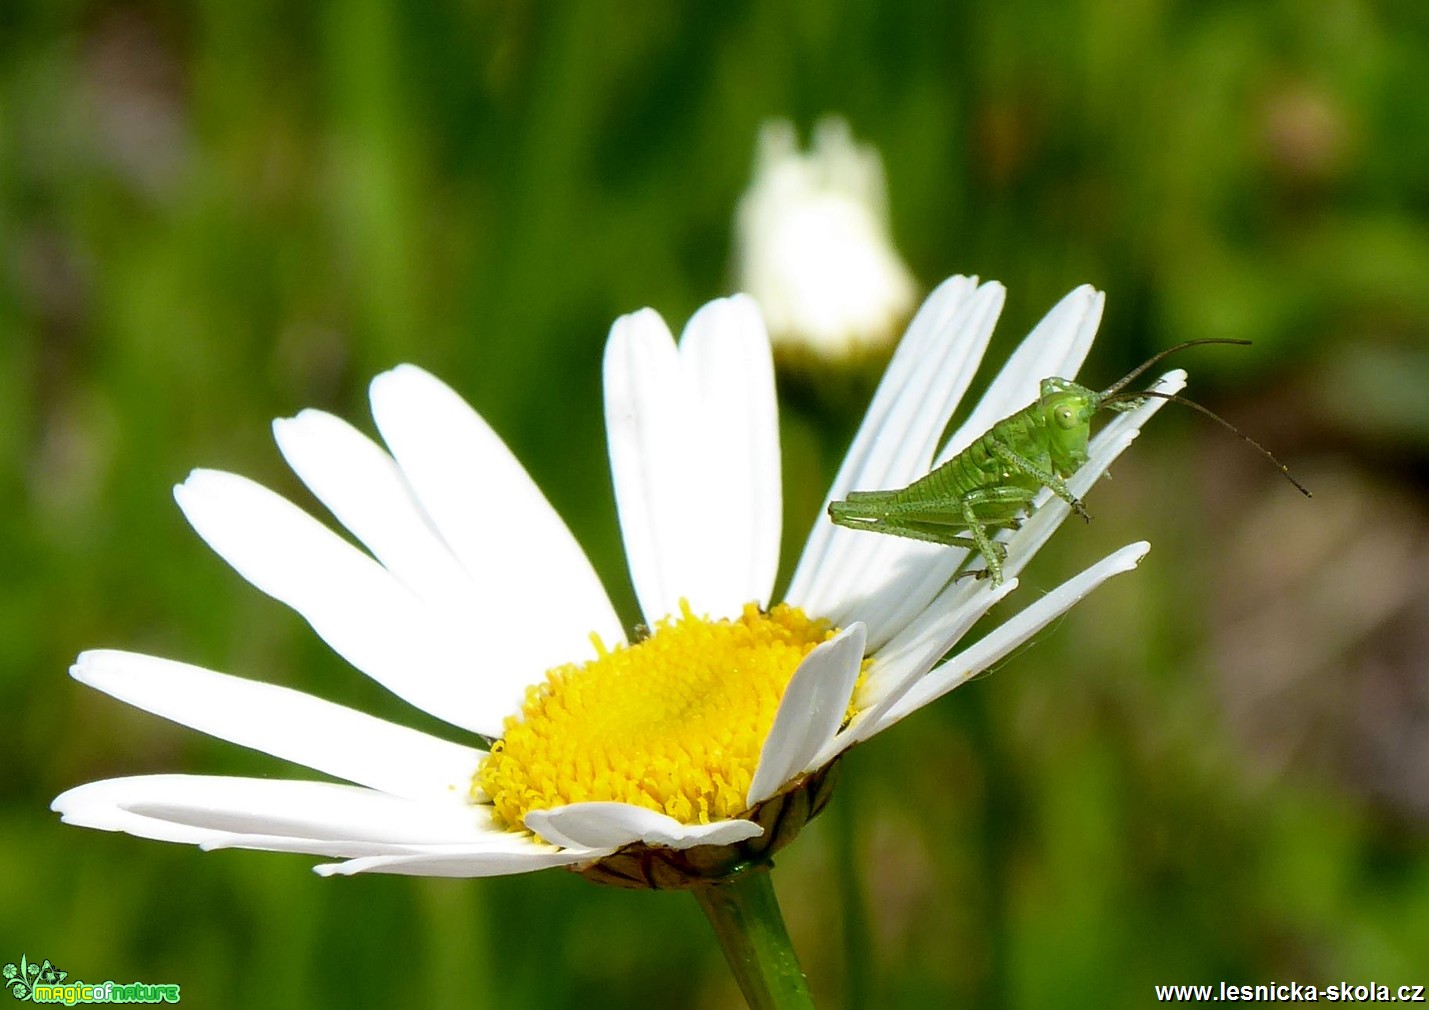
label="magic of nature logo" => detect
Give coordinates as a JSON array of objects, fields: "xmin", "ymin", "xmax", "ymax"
[{"xmin": 4, "ymin": 955, "xmax": 180, "ymax": 1004}]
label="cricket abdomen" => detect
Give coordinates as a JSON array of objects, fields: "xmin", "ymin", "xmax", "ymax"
[
  {"xmin": 898, "ymin": 413, "xmax": 1043, "ymax": 504},
  {"xmin": 827, "ymin": 403, "xmax": 1056, "ymax": 540}
]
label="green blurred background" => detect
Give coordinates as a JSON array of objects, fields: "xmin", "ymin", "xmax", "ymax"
[{"xmin": 3, "ymin": 1, "xmax": 1428, "ymax": 1006}]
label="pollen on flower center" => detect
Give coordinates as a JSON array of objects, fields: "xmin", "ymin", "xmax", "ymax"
[{"xmin": 477, "ymin": 601, "xmax": 848, "ymax": 835}]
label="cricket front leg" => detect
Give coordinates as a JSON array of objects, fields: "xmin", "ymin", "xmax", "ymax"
[{"xmin": 991, "ymin": 442, "xmax": 1090, "ymax": 522}]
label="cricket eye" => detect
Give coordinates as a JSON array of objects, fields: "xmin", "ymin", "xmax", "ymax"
[{"xmin": 1053, "ymin": 404, "xmax": 1077, "ymax": 429}]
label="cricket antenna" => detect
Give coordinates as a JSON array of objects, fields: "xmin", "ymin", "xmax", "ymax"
[
  {"xmin": 1099, "ymin": 339, "xmax": 1252, "ymax": 400},
  {"xmin": 1102, "ymin": 388, "xmax": 1312, "ymax": 498}
]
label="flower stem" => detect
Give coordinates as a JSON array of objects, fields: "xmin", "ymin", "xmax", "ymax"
[{"xmin": 693, "ymin": 866, "xmax": 815, "ymax": 1009}]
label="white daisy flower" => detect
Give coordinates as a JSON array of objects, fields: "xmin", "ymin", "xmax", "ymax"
[
  {"xmin": 53, "ymin": 275, "xmax": 1183, "ymax": 885},
  {"xmin": 734, "ymin": 117, "xmax": 918, "ymax": 359}
]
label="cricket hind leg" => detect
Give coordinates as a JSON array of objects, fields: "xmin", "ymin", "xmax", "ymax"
[
  {"xmin": 830, "ymin": 516, "xmax": 988, "ymax": 551},
  {"xmin": 830, "ymin": 485, "xmax": 1035, "ymax": 586},
  {"xmin": 991, "ymin": 442, "xmax": 1090, "ymax": 522}
]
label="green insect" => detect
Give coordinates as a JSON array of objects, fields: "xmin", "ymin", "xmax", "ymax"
[{"xmin": 828, "ymin": 338, "xmax": 1311, "ymax": 584}]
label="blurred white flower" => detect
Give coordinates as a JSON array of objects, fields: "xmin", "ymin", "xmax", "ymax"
[
  {"xmin": 734, "ymin": 117, "xmax": 918, "ymax": 358},
  {"xmin": 53, "ymin": 277, "xmax": 1177, "ymax": 884}
]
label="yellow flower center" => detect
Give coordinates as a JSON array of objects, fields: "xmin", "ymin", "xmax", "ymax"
[{"xmin": 478, "ymin": 601, "xmax": 856, "ymax": 835}]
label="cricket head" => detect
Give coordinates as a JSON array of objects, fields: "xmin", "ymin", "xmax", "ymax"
[{"xmin": 1038, "ymin": 376, "xmax": 1098, "ymax": 469}]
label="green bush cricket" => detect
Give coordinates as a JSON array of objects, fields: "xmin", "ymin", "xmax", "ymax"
[{"xmin": 828, "ymin": 339, "xmax": 1311, "ymax": 584}]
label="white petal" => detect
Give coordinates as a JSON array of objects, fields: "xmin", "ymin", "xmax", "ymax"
[
  {"xmin": 847, "ymin": 284, "xmax": 1007, "ymax": 491},
  {"xmin": 368, "ymin": 364, "xmax": 624, "ymax": 695},
  {"xmin": 51, "ymin": 784, "xmax": 223, "ymax": 846},
  {"xmin": 525, "ymin": 802, "xmax": 763, "ymax": 850},
  {"xmin": 864, "ymin": 541, "xmax": 1151, "ymax": 736},
  {"xmin": 785, "ymin": 277, "xmax": 999, "ymax": 620},
  {"xmin": 604, "ymin": 309, "xmax": 685, "ymax": 624},
  {"xmin": 54, "ymin": 780, "xmax": 513, "ymax": 861},
  {"xmin": 935, "ymin": 285, "xmax": 1104, "ymax": 465},
  {"xmin": 799, "ymin": 275, "xmax": 983, "ymax": 504},
  {"xmin": 747, "ymin": 622, "xmax": 866, "ymax": 805},
  {"xmin": 787, "ymin": 283, "xmax": 1009, "ymax": 648},
  {"xmin": 808, "ymin": 578, "xmax": 1020, "ymax": 769},
  {"xmin": 272, "ymin": 409, "xmax": 480, "ymax": 610},
  {"xmin": 54, "ymin": 775, "xmax": 495, "ymax": 845},
  {"xmin": 71, "ymin": 650, "xmax": 483, "ymax": 803},
  {"xmin": 679, "ymin": 296, "xmax": 782, "ymax": 610},
  {"xmin": 857, "ymin": 577, "xmax": 1022, "ymax": 714},
  {"xmin": 174, "ymin": 469, "xmax": 495, "ymax": 733},
  {"xmin": 604, "ymin": 298, "xmax": 781, "ymax": 625},
  {"xmin": 315, "ymin": 847, "xmax": 603, "ymax": 878},
  {"xmin": 200, "ymin": 828, "xmax": 549, "ymax": 858},
  {"xmin": 199, "ymin": 835, "xmax": 461, "ymax": 858}
]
